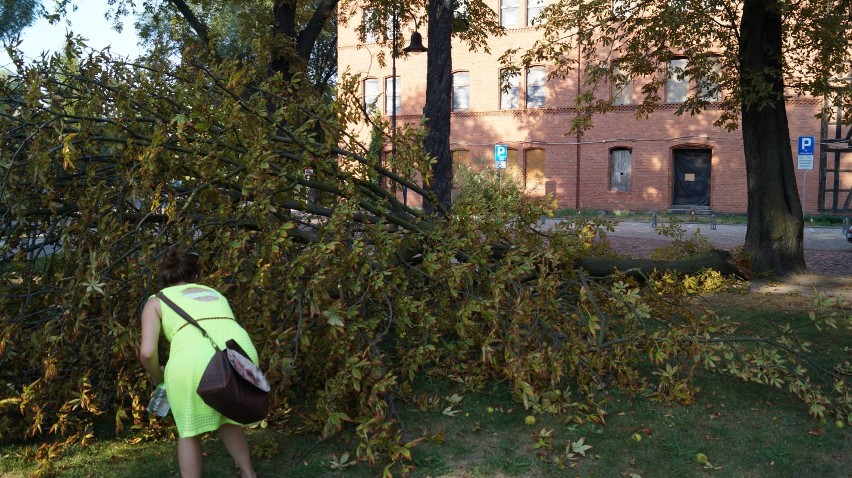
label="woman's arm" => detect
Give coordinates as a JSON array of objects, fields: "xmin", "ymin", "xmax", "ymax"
[{"xmin": 138, "ymin": 297, "xmax": 164, "ymax": 385}]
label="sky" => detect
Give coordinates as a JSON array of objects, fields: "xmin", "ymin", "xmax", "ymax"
[{"xmin": 0, "ymin": 1, "xmax": 142, "ymax": 70}]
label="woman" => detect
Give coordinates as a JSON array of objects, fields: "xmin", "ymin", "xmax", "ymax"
[{"xmin": 138, "ymin": 248, "xmax": 259, "ymax": 478}]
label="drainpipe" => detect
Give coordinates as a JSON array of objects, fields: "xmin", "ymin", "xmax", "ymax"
[{"xmin": 575, "ymin": 40, "xmax": 582, "ymax": 209}]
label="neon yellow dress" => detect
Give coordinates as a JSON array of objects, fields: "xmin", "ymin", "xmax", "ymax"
[{"xmin": 156, "ymin": 284, "xmax": 259, "ymax": 437}]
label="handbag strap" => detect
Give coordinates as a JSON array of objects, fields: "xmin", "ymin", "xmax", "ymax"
[{"xmin": 156, "ymin": 291, "xmax": 221, "ymax": 351}]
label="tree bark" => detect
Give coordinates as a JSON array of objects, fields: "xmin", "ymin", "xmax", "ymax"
[
  {"xmin": 423, "ymin": 0, "xmax": 454, "ymax": 213},
  {"xmin": 739, "ymin": 0, "xmax": 806, "ymax": 275}
]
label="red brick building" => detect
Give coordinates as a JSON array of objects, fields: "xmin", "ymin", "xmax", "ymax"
[{"xmin": 338, "ymin": 2, "xmax": 842, "ymax": 215}]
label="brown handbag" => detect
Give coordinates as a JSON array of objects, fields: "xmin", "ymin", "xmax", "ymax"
[{"xmin": 157, "ymin": 292, "xmax": 269, "ymax": 424}]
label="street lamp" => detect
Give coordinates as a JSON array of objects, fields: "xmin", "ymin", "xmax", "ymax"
[{"xmin": 391, "ymin": 8, "xmax": 427, "ymax": 206}]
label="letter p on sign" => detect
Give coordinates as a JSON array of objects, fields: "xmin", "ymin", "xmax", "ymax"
[{"xmin": 797, "ymin": 136, "xmax": 815, "ymax": 155}]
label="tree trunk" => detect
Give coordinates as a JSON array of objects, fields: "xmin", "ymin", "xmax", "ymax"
[
  {"xmin": 739, "ymin": 0, "xmax": 806, "ymax": 276},
  {"xmin": 577, "ymin": 250, "xmax": 743, "ymax": 281},
  {"xmin": 423, "ymin": 0, "xmax": 454, "ymax": 214}
]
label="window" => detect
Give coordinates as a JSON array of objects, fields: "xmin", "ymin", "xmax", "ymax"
[
  {"xmin": 609, "ymin": 148, "xmax": 632, "ymax": 191},
  {"xmin": 363, "ymin": 78, "xmax": 380, "ymax": 115},
  {"xmin": 528, "ymin": 0, "xmax": 546, "ymax": 25},
  {"xmin": 364, "ymin": 9, "xmax": 378, "ymax": 43},
  {"xmin": 697, "ymin": 62, "xmax": 722, "ymax": 102},
  {"xmin": 363, "ymin": 8, "xmax": 393, "ymax": 43},
  {"xmin": 501, "ymin": 0, "xmax": 520, "ymax": 28},
  {"xmin": 506, "ymin": 148, "xmax": 522, "ymax": 184},
  {"xmin": 612, "ymin": 0, "xmax": 637, "ymax": 17},
  {"xmin": 612, "ymin": 65, "xmax": 632, "ymax": 106},
  {"xmin": 526, "ymin": 66, "xmax": 547, "ymax": 108},
  {"xmin": 524, "ymin": 149, "xmax": 546, "ymax": 192},
  {"xmin": 385, "ymin": 76, "xmax": 400, "ymax": 115},
  {"xmin": 500, "ymin": 70, "xmax": 520, "ymax": 109},
  {"xmin": 666, "ymin": 58, "xmax": 689, "ymax": 103},
  {"xmin": 453, "ymin": 72, "xmax": 470, "ymax": 112}
]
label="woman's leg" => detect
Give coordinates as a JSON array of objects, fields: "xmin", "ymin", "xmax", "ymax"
[
  {"xmin": 219, "ymin": 424, "xmax": 257, "ymax": 478},
  {"xmin": 177, "ymin": 436, "xmax": 203, "ymax": 478}
]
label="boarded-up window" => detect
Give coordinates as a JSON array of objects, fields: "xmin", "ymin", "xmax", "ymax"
[
  {"xmin": 506, "ymin": 148, "xmax": 522, "ymax": 185},
  {"xmin": 452, "ymin": 149, "xmax": 471, "ymax": 187},
  {"xmin": 525, "ymin": 148, "xmax": 546, "ymax": 193},
  {"xmin": 610, "ymin": 148, "xmax": 632, "ymax": 191}
]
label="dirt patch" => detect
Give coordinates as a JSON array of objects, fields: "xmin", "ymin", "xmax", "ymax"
[{"xmin": 749, "ymin": 273, "xmax": 852, "ymax": 303}]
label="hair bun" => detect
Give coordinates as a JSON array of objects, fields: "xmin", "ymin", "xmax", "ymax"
[{"xmin": 158, "ymin": 247, "xmax": 200, "ymax": 286}]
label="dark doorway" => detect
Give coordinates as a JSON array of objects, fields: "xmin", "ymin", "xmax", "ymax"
[{"xmin": 672, "ymin": 149, "xmax": 712, "ymax": 206}]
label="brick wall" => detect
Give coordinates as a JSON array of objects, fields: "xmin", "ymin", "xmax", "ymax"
[{"xmin": 339, "ymin": 2, "xmax": 835, "ymax": 215}]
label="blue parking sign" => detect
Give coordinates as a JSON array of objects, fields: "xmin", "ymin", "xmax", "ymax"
[
  {"xmin": 495, "ymin": 144, "xmax": 508, "ymax": 169},
  {"xmin": 797, "ymin": 136, "xmax": 815, "ymax": 155}
]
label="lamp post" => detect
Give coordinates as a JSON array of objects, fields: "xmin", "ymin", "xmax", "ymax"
[{"xmin": 391, "ymin": 7, "xmax": 427, "ymax": 206}]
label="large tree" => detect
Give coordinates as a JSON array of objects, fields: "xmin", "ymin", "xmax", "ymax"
[
  {"xmin": 0, "ymin": 0, "xmax": 41, "ymax": 43},
  {"xmin": 354, "ymin": 0, "xmax": 501, "ymax": 212},
  {"xmin": 50, "ymin": 0, "xmax": 339, "ymax": 89},
  {"xmin": 511, "ymin": 0, "xmax": 852, "ymax": 275}
]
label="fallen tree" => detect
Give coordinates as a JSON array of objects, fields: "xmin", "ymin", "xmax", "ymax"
[{"xmin": 0, "ymin": 49, "xmax": 848, "ymax": 475}]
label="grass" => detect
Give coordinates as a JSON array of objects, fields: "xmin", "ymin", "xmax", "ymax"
[{"xmin": 1, "ymin": 295, "xmax": 850, "ymax": 478}]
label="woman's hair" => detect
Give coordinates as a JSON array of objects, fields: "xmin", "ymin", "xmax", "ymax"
[{"xmin": 157, "ymin": 248, "xmax": 200, "ymax": 286}]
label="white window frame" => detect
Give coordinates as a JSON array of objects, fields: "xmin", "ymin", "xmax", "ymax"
[
  {"xmin": 385, "ymin": 76, "xmax": 400, "ymax": 115},
  {"xmin": 527, "ymin": 0, "xmax": 546, "ymax": 26},
  {"xmin": 501, "ymin": 0, "xmax": 520, "ymax": 28},
  {"xmin": 666, "ymin": 58, "xmax": 689, "ymax": 104},
  {"xmin": 500, "ymin": 70, "xmax": 520, "ymax": 110},
  {"xmin": 698, "ymin": 62, "xmax": 722, "ymax": 102},
  {"xmin": 612, "ymin": 65, "xmax": 632, "ymax": 106},
  {"xmin": 363, "ymin": 78, "xmax": 380, "ymax": 115},
  {"xmin": 526, "ymin": 66, "xmax": 547, "ymax": 108},
  {"xmin": 453, "ymin": 71, "xmax": 470, "ymax": 112}
]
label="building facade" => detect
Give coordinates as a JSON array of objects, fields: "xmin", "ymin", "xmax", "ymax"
[{"xmin": 338, "ymin": 1, "xmax": 849, "ymax": 215}]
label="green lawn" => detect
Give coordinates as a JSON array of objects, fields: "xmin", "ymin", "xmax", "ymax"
[{"xmin": 2, "ymin": 294, "xmax": 849, "ymax": 478}]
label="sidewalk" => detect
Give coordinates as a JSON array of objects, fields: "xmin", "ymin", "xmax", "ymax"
[{"xmin": 605, "ymin": 221, "xmax": 851, "ymax": 252}]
